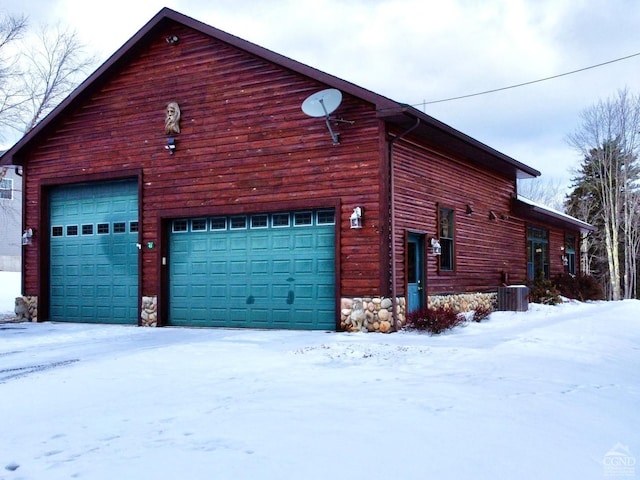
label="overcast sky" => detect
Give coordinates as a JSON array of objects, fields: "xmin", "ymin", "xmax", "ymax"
[{"xmin": 4, "ymin": 0, "xmax": 640, "ymax": 190}]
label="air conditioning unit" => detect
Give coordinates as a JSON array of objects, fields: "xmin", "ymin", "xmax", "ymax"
[{"xmin": 497, "ymin": 285, "xmax": 529, "ymax": 312}]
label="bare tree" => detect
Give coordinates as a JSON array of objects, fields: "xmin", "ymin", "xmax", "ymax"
[
  {"xmin": 20, "ymin": 24, "xmax": 95, "ymax": 132},
  {"xmin": 517, "ymin": 176, "xmax": 567, "ymax": 211},
  {"xmin": 567, "ymin": 88, "xmax": 640, "ymax": 300},
  {"xmin": 1, "ymin": 16, "xmax": 95, "ymax": 139},
  {"xmin": 1, "ymin": 13, "xmax": 95, "ymax": 205},
  {"xmin": 0, "ymin": 13, "xmax": 28, "ymax": 139}
]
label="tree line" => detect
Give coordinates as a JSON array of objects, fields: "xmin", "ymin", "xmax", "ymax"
[
  {"xmin": 565, "ymin": 88, "xmax": 640, "ymax": 300},
  {"xmin": 1, "ymin": 12, "xmax": 94, "ymax": 222}
]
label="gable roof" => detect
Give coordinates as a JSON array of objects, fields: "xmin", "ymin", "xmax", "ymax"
[{"xmin": 0, "ymin": 7, "xmax": 540, "ymax": 179}]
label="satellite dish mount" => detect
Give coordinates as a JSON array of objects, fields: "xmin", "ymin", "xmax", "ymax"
[{"xmin": 301, "ymin": 89, "xmax": 343, "ymax": 144}]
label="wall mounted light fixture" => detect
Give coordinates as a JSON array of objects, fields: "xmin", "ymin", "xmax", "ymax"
[
  {"xmin": 165, "ymin": 35, "xmax": 179, "ymax": 45},
  {"xmin": 350, "ymin": 207, "xmax": 363, "ymax": 229},
  {"xmin": 165, "ymin": 137, "xmax": 176, "ymax": 154},
  {"xmin": 22, "ymin": 228, "xmax": 34, "ymax": 246},
  {"xmin": 560, "ymin": 246, "xmax": 568, "ymax": 266},
  {"xmin": 466, "ymin": 204, "xmax": 473, "ymax": 215},
  {"xmin": 430, "ymin": 237, "xmax": 442, "ymax": 256}
]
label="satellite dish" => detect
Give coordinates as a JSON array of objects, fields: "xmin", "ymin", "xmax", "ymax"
[
  {"xmin": 301, "ymin": 89, "xmax": 342, "ymax": 117},
  {"xmin": 301, "ymin": 89, "xmax": 343, "ymax": 144}
]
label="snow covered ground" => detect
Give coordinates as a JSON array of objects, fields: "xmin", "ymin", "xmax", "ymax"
[{"xmin": 0, "ymin": 272, "xmax": 638, "ymax": 480}]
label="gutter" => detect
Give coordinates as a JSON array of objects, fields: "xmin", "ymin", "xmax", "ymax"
[{"xmin": 388, "ymin": 116, "xmax": 421, "ymax": 331}]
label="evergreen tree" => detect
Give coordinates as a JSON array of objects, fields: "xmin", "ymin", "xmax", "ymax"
[{"xmin": 567, "ymin": 89, "xmax": 640, "ymax": 299}]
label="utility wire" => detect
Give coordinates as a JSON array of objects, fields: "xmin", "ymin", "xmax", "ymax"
[{"xmin": 415, "ymin": 51, "xmax": 640, "ymax": 107}]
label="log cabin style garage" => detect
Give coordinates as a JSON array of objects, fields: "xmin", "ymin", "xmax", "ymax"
[{"xmin": 1, "ymin": 8, "xmax": 592, "ymax": 331}]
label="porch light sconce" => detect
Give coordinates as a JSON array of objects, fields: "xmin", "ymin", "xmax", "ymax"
[
  {"xmin": 350, "ymin": 207, "xmax": 363, "ymax": 229},
  {"xmin": 489, "ymin": 210, "xmax": 497, "ymax": 220},
  {"xmin": 165, "ymin": 137, "xmax": 176, "ymax": 154},
  {"xmin": 22, "ymin": 228, "xmax": 34, "ymax": 246},
  {"xmin": 166, "ymin": 35, "xmax": 179, "ymax": 45},
  {"xmin": 560, "ymin": 246, "xmax": 568, "ymax": 266},
  {"xmin": 430, "ymin": 237, "xmax": 442, "ymax": 256},
  {"xmin": 466, "ymin": 204, "xmax": 473, "ymax": 215}
]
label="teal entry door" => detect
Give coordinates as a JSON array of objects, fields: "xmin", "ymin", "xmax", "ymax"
[{"xmin": 407, "ymin": 233, "xmax": 425, "ymax": 313}]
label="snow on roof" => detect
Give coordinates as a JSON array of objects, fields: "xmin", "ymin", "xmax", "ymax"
[{"xmin": 516, "ymin": 194, "xmax": 594, "ymax": 231}]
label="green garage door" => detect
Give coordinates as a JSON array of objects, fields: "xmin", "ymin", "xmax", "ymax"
[
  {"xmin": 49, "ymin": 180, "xmax": 139, "ymax": 324},
  {"xmin": 169, "ymin": 210, "xmax": 335, "ymax": 330}
]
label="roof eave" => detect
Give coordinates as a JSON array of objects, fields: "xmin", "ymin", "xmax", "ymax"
[
  {"xmin": 513, "ymin": 197, "xmax": 595, "ymax": 233},
  {"xmin": 378, "ymin": 106, "xmax": 540, "ymax": 180}
]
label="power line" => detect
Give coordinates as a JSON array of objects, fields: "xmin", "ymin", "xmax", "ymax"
[{"xmin": 415, "ymin": 51, "xmax": 640, "ymax": 107}]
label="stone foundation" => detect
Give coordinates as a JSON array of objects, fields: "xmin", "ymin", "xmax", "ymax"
[
  {"xmin": 13, "ymin": 293, "xmax": 492, "ymax": 330},
  {"xmin": 427, "ymin": 292, "xmax": 497, "ymax": 313},
  {"xmin": 13, "ymin": 296, "xmax": 38, "ymax": 322},
  {"xmin": 340, "ymin": 296, "xmax": 406, "ymax": 333},
  {"xmin": 140, "ymin": 296, "xmax": 158, "ymax": 326}
]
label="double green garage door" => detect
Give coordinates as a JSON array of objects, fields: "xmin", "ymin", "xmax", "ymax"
[
  {"xmin": 49, "ymin": 181, "xmax": 336, "ymax": 329},
  {"xmin": 168, "ymin": 211, "xmax": 336, "ymax": 329}
]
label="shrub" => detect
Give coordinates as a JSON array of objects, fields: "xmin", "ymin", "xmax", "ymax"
[
  {"xmin": 576, "ymin": 274, "xmax": 604, "ymax": 300},
  {"xmin": 472, "ymin": 304, "xmax": 493, "ymax": 322},
  {"xmin": 405, "ymin": 306, "xmax": 465, "ymax": 334},
  {"xmin": 528, "ymin": 275, "xmax": 562, "ymax": 305},
  {"xmin": 554, "ymin": 273, "xmax": 604, "ymax": 301}
]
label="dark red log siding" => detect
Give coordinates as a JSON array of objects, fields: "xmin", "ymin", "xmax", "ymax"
[
  {"xmin": 549, "ymin": 229, "xmax": 566, "ymax": 278},
  {"xmin": 543, "ymin": 226, "xmax": 581, "ymax": 278},
  {"xmin": 392, "ymin": 139, "xmax": 528, "ymax": 295},
  {"xmin": 21, "ymin": 24, "xmax": 387, "ymax": 308}
]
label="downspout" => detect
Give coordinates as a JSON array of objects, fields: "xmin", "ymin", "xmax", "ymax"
[{"xmin": 388, "ymin": 116, "xmax": 420, "ymax": 330}]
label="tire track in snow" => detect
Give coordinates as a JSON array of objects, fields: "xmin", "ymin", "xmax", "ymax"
[{"xmin": 0, "ymin": 359, "xmax": 79, "ymax": 383}]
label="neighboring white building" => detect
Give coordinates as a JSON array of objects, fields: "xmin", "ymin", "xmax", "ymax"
[{"xmin": 0, "ymin": 166, "xmax": 22, "ymax": 271}]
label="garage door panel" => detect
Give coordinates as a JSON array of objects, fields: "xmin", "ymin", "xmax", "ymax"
[
  {"xmin": 65, "ymin": 264, "xmax": 80, "ymax": 277},
  {"xmin": 251, "ymin": 234, "xmax": 269, "ymax": 250},
  {"xmin": 210, "ymin": 238, "xmax": 228, "ymax": 251},
  {"xmin": 210, "ymin": 285, "xmax": 227, "ymax": 297},
  {"xmin": 251, "ymin": 260, "xmax": 268, "ymax": 274},
  {"xmin": 294, "ymin": 259, "xmax": 314, "ymax": 274},
  {"xmin": 250, "ymin": 284, "xmax": 269, "ymax": 298},
  {"xmin": 172, "ymin": 239, "xmax": 189, "ymax": 254},
  {"xmin": 229, "ymin": 284, "xmax": 248, "ymax": 299},
  {"xmin": 272, "ymin": 260, "xmax": 291, "ymax": 274},
  {"xmin": 294, "ymin": 233, "xmax": 314, "ymax": 249},
  {"xmin": 295, "ymin": 284, "xmax": 314, "ymax": 299},
  {"xmin": 81, "ymin": 285, "xmax": 95, "ymax": 297},
  {"xmin": 230, "ymin": 261, "xmax": 247, "ymax": 274},
  {"xmin": 64, "ymin": 244, "xmax": 80, "ymax": 256},
  {"xmin": 317, "ymin": 259, "xmax": 334, "ymax": 273},
  {"xmin": 192, "ymin": 238, "xmax": 208, "ymax": 252},
  {"xmin": 191, "ymin": 285, "xmax": 208, "ymax": 297},
  {"xmin": 168, "ymin": 209, "xmax": 335, "ymax": 329},
  {"xmin": 272, "ymin": 235, "xmax": 292, "ymax": 250},
  {"xmin": 230, "ymin": 236, "xmax": 248, "ymax": 250},
  {"xmin": 191, "ymin": 262, "xmax": 208, "ymax": 274}
]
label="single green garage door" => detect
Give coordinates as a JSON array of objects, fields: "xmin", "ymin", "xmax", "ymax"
[
  {"xmin": 49, "ymin": 180, "xmax": 139, "ymax": 324},
  {"xmin": 169, "ymin": 210, "xmax": 336, "ymax": 329}
]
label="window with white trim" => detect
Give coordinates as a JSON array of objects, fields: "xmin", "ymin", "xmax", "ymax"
[
  {"xmin": 439, "ymin": 206, "xmax": 455, "ymax": 271},
  {"xmin": 0, "ymin": 178, "xmax": 12, "ymax": 200}
]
